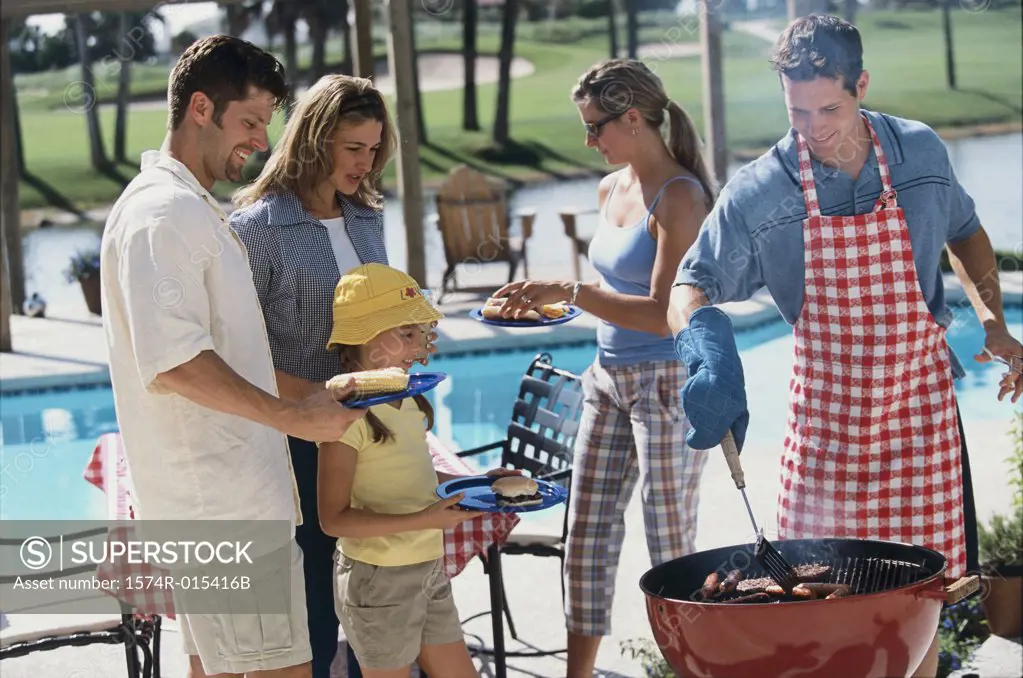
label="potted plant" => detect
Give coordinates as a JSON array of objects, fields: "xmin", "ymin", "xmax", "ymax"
[
  {"xmin": 978, "ymin": 411, "xmax": 1023, "ymax": 639},
  {"xmin": 64, "ymin": 248, "xmax": 102, "ymax": 316}
]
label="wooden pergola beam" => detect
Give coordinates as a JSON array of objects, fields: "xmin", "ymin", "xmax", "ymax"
[{"xmin": 1, "ymin": 0, "xmax": 248, "ymax": 19}]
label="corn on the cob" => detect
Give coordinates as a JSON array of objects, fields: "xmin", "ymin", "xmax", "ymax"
[{"xmin": 328, "ymin": 367, "xmax": 409, "ymax": 398}]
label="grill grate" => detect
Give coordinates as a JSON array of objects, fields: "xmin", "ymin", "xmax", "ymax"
[
  {"xmin": 830, "ymin": 557, "xmax": 928, "ymax": 594},
  {"xmin": 699, "ymin": 556, "xmax": 932, "ymax": 603}
]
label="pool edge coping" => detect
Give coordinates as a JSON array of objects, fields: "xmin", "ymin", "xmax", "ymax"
[{"xmin": 3, "ymin": 273, "xmax": 1021, "ymax": 396}]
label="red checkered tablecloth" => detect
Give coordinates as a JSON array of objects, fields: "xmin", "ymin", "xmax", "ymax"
[{"xmin": 84, "ymin": 431, "xmax": 519, "ymax": 617}]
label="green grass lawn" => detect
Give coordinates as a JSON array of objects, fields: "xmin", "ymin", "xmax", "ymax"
[{"xmin": 15, "ymin": 7, "xmax": 1022, "ymax": 211}]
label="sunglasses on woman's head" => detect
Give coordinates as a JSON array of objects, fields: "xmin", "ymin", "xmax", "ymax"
[{"xmin": 584, "ymin": 109, "xmax": 626, "ymax": 138}]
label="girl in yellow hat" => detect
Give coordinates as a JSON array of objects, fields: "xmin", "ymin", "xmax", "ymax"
[{"xmin": 318, "ymin": 263, "xmax": 517, "ymax": 677}]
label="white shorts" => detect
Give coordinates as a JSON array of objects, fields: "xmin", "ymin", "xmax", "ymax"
[{"xmin": 177, "ymin": 539, "xmax": 311, "ymax": 674}]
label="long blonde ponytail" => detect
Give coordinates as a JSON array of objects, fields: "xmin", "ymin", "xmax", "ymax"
[{"xmin": 665, "ymin": 100, "xmax": 717, "ymax": 206}]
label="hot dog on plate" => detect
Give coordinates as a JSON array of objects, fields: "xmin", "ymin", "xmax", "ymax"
[{"xmin": 481, "ymin": 297, "xmax": 570, "ymax": 322}]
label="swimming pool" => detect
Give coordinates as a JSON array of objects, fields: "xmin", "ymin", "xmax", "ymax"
[{"xmin": 2, "ymin": 305, "xmax": 1019, "ymax": 522}]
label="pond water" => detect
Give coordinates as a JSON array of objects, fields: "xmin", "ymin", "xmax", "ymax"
[{"xmin": 19, "ymin": 132, "xmax": 1023, "ymax": 317}]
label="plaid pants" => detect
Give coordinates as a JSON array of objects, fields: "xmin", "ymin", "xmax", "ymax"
[{"xmin": 564, "ymin": 359, "xmax": 707, "ymax": 636}]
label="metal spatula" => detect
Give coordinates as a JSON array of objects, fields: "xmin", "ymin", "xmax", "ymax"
[{"xmin": 720, "ymin": 431, "xmax": 800, "ymax": 593}]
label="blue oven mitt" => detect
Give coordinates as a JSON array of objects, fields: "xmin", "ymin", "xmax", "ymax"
[{"xmin": 673, "ymin": 306, "xmax": 750, "ymax": 452}]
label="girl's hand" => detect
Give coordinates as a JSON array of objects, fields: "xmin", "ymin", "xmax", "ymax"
[
  {"xmin": 418, "ymin": 494, "xmax": 483, "ymax": 530},
  {"xmin": 485, "ymin": 467, "xmax": 523, "ymax": 479},
  {"xmin": 492, "ymin": 280, "xmax": 572, "ymax": 319}
]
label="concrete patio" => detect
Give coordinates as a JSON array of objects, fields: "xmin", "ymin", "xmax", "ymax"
[{"xmin": 1, "ymin": 266, "xmax": 1021, "ymax": 678}]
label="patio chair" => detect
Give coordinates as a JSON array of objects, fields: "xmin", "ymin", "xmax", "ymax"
[
  {"xmin": 429, "ymin": 165, "xmax": 535, "ymax": 302},
  {"xmin": 0, "ymin": 526, "xmax": 162, "ymax": 678},
  {"xmin": 455, "ymin": 352, "xmax": 584, "ymax": 672},
  {"xmin": 558, "ymin": 206, "xmax": 600, "ymax": 282}
]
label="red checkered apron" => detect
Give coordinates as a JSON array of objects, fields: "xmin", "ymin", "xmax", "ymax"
[{"xmin": 777, "ymin": 115, "xmax": 967, "ymax": 578}]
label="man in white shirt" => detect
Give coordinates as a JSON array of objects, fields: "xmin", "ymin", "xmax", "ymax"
[{"xmin": 101, "ymin": 35, "xmax": 365, "ymax": 678}]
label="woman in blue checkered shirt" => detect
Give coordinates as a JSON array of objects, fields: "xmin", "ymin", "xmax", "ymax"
[{"xmin": 231, "ymin": 74, "xmax": 406, "ymax": 678}]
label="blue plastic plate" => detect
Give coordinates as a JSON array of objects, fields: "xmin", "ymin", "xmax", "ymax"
[
  {"xmin": 435, "ymin": 475, "xmax": 568, "ymax": 513},
  {"xmin": 469, "ymin": 305, "xmax": 583, "ymax": 328},
  {"xmin": 342, "ymin": 372, "xmax": 447, "ymax": 408}
]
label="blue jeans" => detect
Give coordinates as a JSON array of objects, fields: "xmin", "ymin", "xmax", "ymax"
[{"xmin": 288, "ymin": 436, "xmax": 363, "ymax": 678}]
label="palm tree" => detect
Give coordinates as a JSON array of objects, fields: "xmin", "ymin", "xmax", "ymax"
[
  {"xmin": 462, "ymin": 0, "xmax": 479, "ymax": 131},
  {"xmin": 493, "ymin": 0, "xmax": 520, "ymax": 146},
  {"xmin": 300, "ymin": 0, "xmax": 349, "ymax": 81},
  {"xmin": 266, "ymin": 0, "xmax": 301, "ymax": 114},
  {"xmin": 112, "ymin": 10, "xmax": 165, "ymax": 164},
  {"xmin": 73, "ymin": 14, "xmax": 110, "ymax": 172},
  {"xmin": 625, "ymin": 0, "xmax": 638, "ymax": 59},
  {"xmin": 608, "ymin": 0, "xmax": 619, "ymax": 59}
]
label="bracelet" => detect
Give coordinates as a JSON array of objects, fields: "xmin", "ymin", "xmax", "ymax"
[{"xmin": 570, "ymin": 281, "xmax": 582, "ymax": 305}]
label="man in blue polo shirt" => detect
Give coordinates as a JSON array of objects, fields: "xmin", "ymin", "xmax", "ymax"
[{"xmin": 669, "ymin": 15, "xmax": 1021, "ymax": 678}]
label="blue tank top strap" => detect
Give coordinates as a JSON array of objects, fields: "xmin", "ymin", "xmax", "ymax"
[
  {"xmin": 603, "ymin": 174, "xmax": 621, "ymax": 221},
  {"xmin": 648, "ymin": 174, "xmax": 703, "ymax": 215}
]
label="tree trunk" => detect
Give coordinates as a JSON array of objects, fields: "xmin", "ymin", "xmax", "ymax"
[
  {"xmin": 340, "ymin": 1, "xmax": 353, "ymax": 75},
  {"xmin": 385, "ymin": 0, "xmax": 426, "ymax": 287},
  {"xmin": 225, "ymin": 4, "xmax": 247, "ymax": 35},
  {"xmin": 284, "ymin": 22, "xmax": 298, "ymax": 117},
  {"xmin": 1, "ymin": 17, "xmax": 24, "ymax": 328},
  {"xmin": 352, "ymin": 0, "xmax": 374, "ymax": 79},
  {"xmin": 408, "ymin": 0, "xmax": 427, "ymax": 144},
  {"xmin": 75, "ymin": 14, "xmax": 109, "ymax": 172},
  {"xmin": 625, "ymin": 0, "xmax": 638, "ymax": 60},
  {"xmin": 462, "ymin": 0, "xmax": 479, "ymax": 131},
  {"xmin": 114, "ymin": 12, "xmax": 132, "ymax": 164},
  {"xmin": 942, "ymin": 0, "xmax": 956, "ymax": 89},
  {"xmin": 700, "ymin": 0, "xmax": 727, "ymax": 186},
  {"xmin": 12, "ymin": 69, "xmax": 23, "ymax": 174},
  {"xmin": 310, "ymin": 21, "xmax": 327, "ymax": 81},
  {"xmin": 843, "ymin": 0, "xmax": 858, "ymax": 23},
  {"xmin": 493, "ymin": 0, "xmax": 520, "ymax": 146},
  {"xmin": 608, "ymin": 0, "xmax": 618, "ymax": 59}
]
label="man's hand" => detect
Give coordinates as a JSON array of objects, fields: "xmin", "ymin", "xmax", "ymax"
[
  {"xmin": 976, "ymin": 322, "xmax": 1023, "ymax": 403},
  {"xmin": 285, "ymin": 387, "xmax": 368, "ymax": 443},
  {"xmin": 415, "ymin": 321, "xmax": 439, "ymax": 367}
]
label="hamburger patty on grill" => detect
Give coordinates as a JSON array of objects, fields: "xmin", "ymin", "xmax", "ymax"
[{"xmin": 794, "ymin": 563, "xmax": 832, "ymax": 582}]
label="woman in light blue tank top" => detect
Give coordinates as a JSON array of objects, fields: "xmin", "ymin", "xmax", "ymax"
[{"xmin": 492, "ymin": 59, "xmax": 718, "ymax": 676}]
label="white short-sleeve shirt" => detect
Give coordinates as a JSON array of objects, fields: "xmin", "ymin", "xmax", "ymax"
[{"xmin": 100, "ymin": 150, "xmax": 301, "ymax": 547}]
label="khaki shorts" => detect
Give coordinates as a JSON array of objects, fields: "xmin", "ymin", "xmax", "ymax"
[
  {"xmin": 334, "ymin": 553, "xmax": 464, "ymax": 670},
  {"xmin": 176, "ymin": 540, "xmax": 311, "ymax": 674}
]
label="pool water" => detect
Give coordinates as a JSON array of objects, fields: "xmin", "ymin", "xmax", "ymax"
[{"xmin": 1, "ymin": 306, "xmax": 1019, "ymax": 522}]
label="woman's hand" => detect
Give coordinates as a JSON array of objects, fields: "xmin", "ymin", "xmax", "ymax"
[
  {"xmin": 418, "ymin": 494, "xmax": 483, "ymax": 530},
  {"xmin": 492, "ymin": 280, "xmax": 573, "ymax": 319}
]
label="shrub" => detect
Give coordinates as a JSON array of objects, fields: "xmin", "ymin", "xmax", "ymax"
[
  {"xmin": 978, "ymin": 411, "xmax": 1023, "ymax": 573},
  {"xmin": 620, "ymin": 638, "xmax": 673, "ymax": 678},
  {"xmin": 937, "ymin": 598, "xmax": 990, "ymax": 677}
]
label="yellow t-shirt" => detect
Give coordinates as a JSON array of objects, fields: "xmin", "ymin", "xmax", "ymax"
[{"xmin": 335, "ymin": 398, "xmax": 443, "ymax": 566}]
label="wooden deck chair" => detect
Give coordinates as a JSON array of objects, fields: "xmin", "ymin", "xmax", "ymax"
[{"xmin": 430, "ymin": 165, "xmax": 535, "ymax": 301}]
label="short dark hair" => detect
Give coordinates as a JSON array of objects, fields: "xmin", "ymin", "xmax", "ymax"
[
  {"xmin": 168, "ymin": 34, "xmax": 289, "ymax": 130},
  {"xmin": 769, "ymin": 14, "xmax": 864, "ymax": 96}
]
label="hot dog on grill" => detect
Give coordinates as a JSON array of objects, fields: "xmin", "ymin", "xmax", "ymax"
[
  {"xmin": 798, "ymin": 582, "xmax": 852, "ymax": 599},
  {"xmin": 718, "ymin": 569, "xmax": 744, "ymax": 595},
  {"xmin": 764, "ymin": 584, "xmax": 816, "ymax": 599},
  {"xmin": 722, "ymin": 592, "xmax": 771, "ymax": 605},
  {"xmin": 699, "ymin": 572, "xmax": 720, "ymax": 600}
]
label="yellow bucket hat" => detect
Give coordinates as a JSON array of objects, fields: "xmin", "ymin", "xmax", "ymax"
[{"xmin": 327, "ymin": 263, "xmax": 443, "ymax": 348}]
